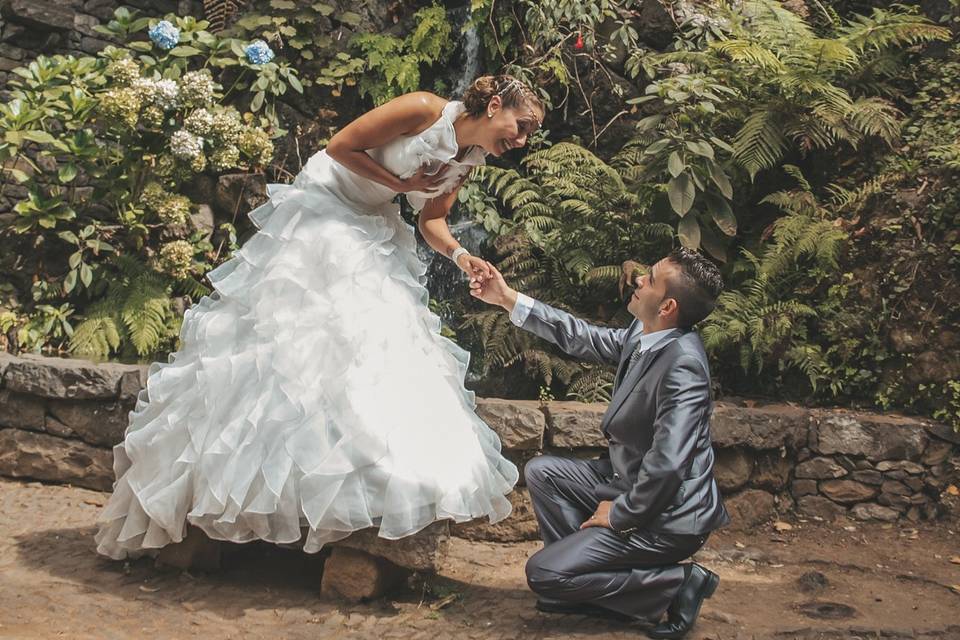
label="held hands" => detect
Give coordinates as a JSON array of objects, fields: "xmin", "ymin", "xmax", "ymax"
[
  {"xmin": 469, "ymin": 263, "xmax": 518, "ymax": 311},
  {"xmin": 457, "ymin": 254, "xmax": 494, "ymax": 281},
  {"xmin": 580, "ymin": 500, "xmax": 613, "ymax": 530},
  {"xmin": 398, "ymin": 164, "xmax": 451, "ymax": 193}
]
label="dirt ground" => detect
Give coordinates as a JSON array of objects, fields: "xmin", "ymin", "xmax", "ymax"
[{"xmin": 1, "ymin": 478, "xmax": 959, "ymax": 640}]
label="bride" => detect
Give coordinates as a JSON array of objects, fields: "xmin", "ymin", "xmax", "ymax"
[{"xmin": 95, "ymin": 75, "xmax": 546, "ymax": 558}]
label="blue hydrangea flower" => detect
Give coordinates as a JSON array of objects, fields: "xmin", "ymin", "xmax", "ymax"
[
  {"xmin": 244, "ymin": 40, "xmax": 275, "ymax": 65},
  {"xmin": 148, "ymin": 20, "xmax": 180, "ymax": 50}
]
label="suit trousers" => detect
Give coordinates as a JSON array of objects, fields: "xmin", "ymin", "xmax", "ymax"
[{"xmin": 524, "ymin": 455, "xmax": 708, "ymax": 621}]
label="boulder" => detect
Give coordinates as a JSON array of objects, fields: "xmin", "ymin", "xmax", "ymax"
[
  {"xmin": 544, "ymin": 401, "xmax": 607, "ymax": 448},
  {"xmin": 450, "ymin": 489, "xmax": 539, "ymax": 542},
  {"xmin": 0, "ymin": 389, "xmax": 45, "ymax": 430},
  {"xmin": 0, "ymin": 0, "xmax": 75, "ymax": 31},
  {"xmin": 795, "ymin": 457, "xmax": 847, "ymax": 480},
  {"xmin": 45, "ymin": 399, "xmax": 131, "ymax": 448},
  {"xmin": 814, "ymin": 411, "xmax": 928, "ymax": 462},
  {"xmin": 321, "ymin": 547, "xmax": 408, "ymax": 601},
  {"xmin": 330, "ymin": 520, "xmax": 448, "ymax": 573},
  {"xmin": 475, "ymin": 398, "xmax": 545, "ymax": 450},
  {"xmin": 850, "ymin": 503, "xmax": 899, "ymax": 522},
  {"xmin": 750, "ymin": 449, "xmax": 792, "ymax": 491},
  {"xmin": 4, "ymin": 353, "xmax": 140, "ymax": 400},
  {"xmin": 724, "ymin": 489, "xmax": 776, "ymax": 530},
  {"xmin": 710, "ymin": 403, "xmax": 810, "ymax": 451},
  {"xmin": 796, "ymin": 495, "xmax": 846, "ymax": 521},
  {"xmin": 0, "ymin": 428, "xmax": 113, "ymax": 491},
  {"xmin": 819, "ymin": 480, "xmax": 878, "ymax": 504},
  {"xmin": 714, "ymin": 448, "xmax": 753, "ymax": 493}
]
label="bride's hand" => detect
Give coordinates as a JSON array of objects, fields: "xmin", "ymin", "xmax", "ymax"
[
  {"xmin": 398, "ymin": 165, "xmax": 451, "ymax": 193},
  {"xmin": 457, "ymin": 254, "xmax": 493, "ymax": 281}
]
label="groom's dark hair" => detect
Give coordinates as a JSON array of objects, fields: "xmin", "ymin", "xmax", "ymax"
[{"xmin": 664, "ymin": 248, "xmax": 724, "ymax": 328}]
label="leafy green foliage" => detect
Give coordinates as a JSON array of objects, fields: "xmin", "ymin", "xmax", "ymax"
[{"xmin": 0, "ymin": 8, "xmax": 292, "ymax": 358}]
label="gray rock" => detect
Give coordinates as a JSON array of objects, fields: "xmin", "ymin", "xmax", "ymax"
[
  {"xmin": 795, "ymin": 457, "xmax": 847, "ymax": 480},
  {"xmin": 796, "ymin": 495, "xmax": 846, "ymax": 521},
  {"xmin": 190, "ymin": 204, "xmax": 216, "ymax": 241},
  {"xmin": 214, "ymin": 173, "xmax": 268, "ymax": 218},
  {"xmin": 0, "ymin": 389, "xmax": 45, "ymax": 430},
  {"xmin": 0, "ymin": 427, "xmax": 113, "ymax": 491},
  {"xmin": 850, "ymin": 503, "xmax": 899, "ymax": 522},
  {"xmin": 544, "ymin": 401, "xmax": 607, "ymax": 448},
  {"xmin": 877, "ymin": 493, "xmax": 910, "ymax": 512},
  {"xmin": 791, "ymin": 479, "xmax": 818, "ymax": 497},
  {"xmin": 850, "ymin": 469, "xmax": 883, "ymax": 485},
  {"xmin": 714, "ymin": 447, "xmax": 753, "ymax": 493},
  {"xmin": 710, "ymin": 403, "xmax": 810, "ymax": 450},
  {"xmin": 922, "ymin": 440, "xmax": 954, "ymax": 466},
  {"xmin": 0, "ymin": 0, "xmax": 75, "ymax": 31},
  {"xmin": 320, "ymin": 547, "xmax": 408, "ymax": 602},
  {"xmin": 880, "ymin": 480, "xmax": 911, "ymax": 496},
  {"xmin": 4, "ymin": 353, "xmax": 141, "ymax": 400},
  {"xmin": 750, "ymin": 449, "xmax": 792, "ymax": 491},
  {"xmin": 331, "ymin": 520, "xmax": 448, "ymax": 572},
  {"xmin": 450, "ymin": 488, "xmax": 539, "ymax": 542},
  {"xmin": 46, "ymin": 398, "xmax": 131, "ymax": 448},
  {"xmin": 819, "ymin": 479, "xmax": 878, "ymax": 504},
  {"xmin": 876, "ymin": 460, "xmax": 925, "ymax": 474},
  {"xmin": 815, "ymin": 411, "xmax": 928, "ymax": 462},
  {"xmin": 475, "ymin": 398, "xmax": 545, "ymax": 450},
  {"xmin": 724, "ymin": 489, "xmax": 776, "ymax": 530},
  {"xmin": 924, "ymin": 422, "xmax": 960, "ymax": 445}
]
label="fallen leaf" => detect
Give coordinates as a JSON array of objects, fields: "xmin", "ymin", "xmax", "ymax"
[
  {"xmin": 773, "ymin": 521, "xmax": 793, "ymax": 532},
  {"xmin": 946, "ymin": 485, "xmax": 959, "ymax": 496},
  {"xmin": 735, "ymin": 541, "xmax": 746, "ymax": 549},
  {"xmin": 951, "ymin": 585, "xmax": 960, "ymax": 595},
  {"xmin": 82, "ymin": 499, "xmax": 103, "ymax": 507},
  {"xmin": 949, "ymin": 556, "xmax": 960, "ymax": 565},
  {"xmin": 139, "ymin": 585, "xmax": 160, "ymax": 593}
]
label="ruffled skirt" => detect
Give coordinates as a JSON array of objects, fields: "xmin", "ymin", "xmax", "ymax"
[{"xmin": 94, "ymin": 181, "xmax": 518, "ymax": 559}]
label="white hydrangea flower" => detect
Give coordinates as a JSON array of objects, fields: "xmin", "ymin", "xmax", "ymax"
[
  {"xmin": 179, "ymin": 69, "xmax": 216, "ymax": 107},
  {"xmin": 152, "ymin": 79, "xmax": 179, "ymax": 110},
  {"xmin": 170, "ymin": 129, "xmax": 204, "ymax": 160},
  {"xmin": 184, "ymin": 108, "xmax": 214, "ymax": 135},
  {"xmin": 132, "ymin": 77, "xmax": 179, "ymax": 110}
]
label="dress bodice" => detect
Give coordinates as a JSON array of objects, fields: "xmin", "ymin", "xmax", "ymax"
[{"xmin": 292, "ymin": 100, "xmax": 486, "ymax": 214}]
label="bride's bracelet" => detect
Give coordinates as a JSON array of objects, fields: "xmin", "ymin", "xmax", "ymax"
[{"xmin": 450, "ymin": 246, "xmax": 470, "ymax": 267}]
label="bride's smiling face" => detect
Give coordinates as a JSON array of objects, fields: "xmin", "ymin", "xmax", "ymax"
[{"xmin": 480, "ymin": 97, "xmax": 544, "ymax": 156}]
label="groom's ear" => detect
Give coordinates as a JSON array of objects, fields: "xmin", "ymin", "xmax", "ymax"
[{"xmin": 658, "ymin": 297, "xmax": 679, "ymax": 320}]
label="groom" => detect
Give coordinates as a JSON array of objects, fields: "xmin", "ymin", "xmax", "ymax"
[{"xmin": 470, "ymin": 248, "xmax": 729, "ymax": 639}]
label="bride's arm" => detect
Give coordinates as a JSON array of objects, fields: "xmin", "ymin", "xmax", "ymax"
[
  {"xmin": 419, "ymin": 176, "xmax": 491, "ymax": 278},
  {"xmin": 326, "ymin": 92, "xmax": 444, "ymax": 192}
]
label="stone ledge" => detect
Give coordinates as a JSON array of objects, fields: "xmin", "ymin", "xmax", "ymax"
[{"xmin": 2, "ymin": 353, "xmax": 145, "ymax": 401}]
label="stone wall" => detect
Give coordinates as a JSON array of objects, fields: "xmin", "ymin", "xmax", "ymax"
[{"xmin": 1, "ymin": 352, "xmax": 958, "ymax": 543}]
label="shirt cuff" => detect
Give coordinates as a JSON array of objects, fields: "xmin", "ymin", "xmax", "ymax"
[{"xmin": 509, "ymin": 292, "xmax": 535, "ymax": 327}]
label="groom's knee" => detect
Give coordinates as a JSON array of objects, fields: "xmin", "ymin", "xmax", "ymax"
[
  {"xmin": 524, "ymin": 454, "xmax": 556, "ymax": 489},
  {"xmin": 525, "ymin": 548, "xmax": 569, "ymax": 596}
]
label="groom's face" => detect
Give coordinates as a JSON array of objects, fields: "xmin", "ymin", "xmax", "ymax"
[{"xmin": 626, "ymin": 258, "xmax": 675, "ymax": 324}]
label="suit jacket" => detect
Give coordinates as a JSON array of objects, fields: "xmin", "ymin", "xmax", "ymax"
[{"xmin": 520, "ymin": 299, "xmax": 730, "ymax": 536}]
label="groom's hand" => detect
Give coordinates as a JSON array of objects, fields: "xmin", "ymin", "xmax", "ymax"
[
  {"xmin": 469, "ymin": 262, "xmax": 518, "ymax": 312},
  {"xmin": 580, "ymin": 500, "xmax": 613, "ymax": 530}
]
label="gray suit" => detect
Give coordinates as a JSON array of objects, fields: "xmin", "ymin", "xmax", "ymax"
[{"xmin": 519, "ymin": 298, "xmax": 729, "ymax": 621}]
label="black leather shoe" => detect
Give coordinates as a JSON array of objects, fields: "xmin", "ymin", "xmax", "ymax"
[
  {"xmin": 536, "ymin": 598, "xmax": 632, "ymax": 621},
  {"xmin": 646, "ymin": 563, "xmax": 719, "ymax": 639}
]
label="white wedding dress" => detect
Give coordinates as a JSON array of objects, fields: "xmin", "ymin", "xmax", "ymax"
[{"xmin": 95, "ymin": 100, "xmax": 518, "ymax": 559}]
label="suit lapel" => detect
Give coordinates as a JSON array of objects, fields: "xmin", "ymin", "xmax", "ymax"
[{"xmin": 603, "ymin": 329, "xmax": 684, "ymax": 432}]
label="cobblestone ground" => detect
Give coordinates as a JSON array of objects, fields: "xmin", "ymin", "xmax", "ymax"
[{"xmin": 1, "ymin": 478, "xmax": 959, "ymax": 640}]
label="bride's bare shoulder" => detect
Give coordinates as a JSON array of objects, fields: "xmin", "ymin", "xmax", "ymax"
[{"xmin": 377, "ymin": 91, "xmax": 446, "ymax": 133}]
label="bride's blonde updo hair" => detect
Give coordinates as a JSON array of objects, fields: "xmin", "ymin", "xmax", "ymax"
[{"xmin": 462, "ymin": 74, "xmax": 544, "ymax": 117}]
